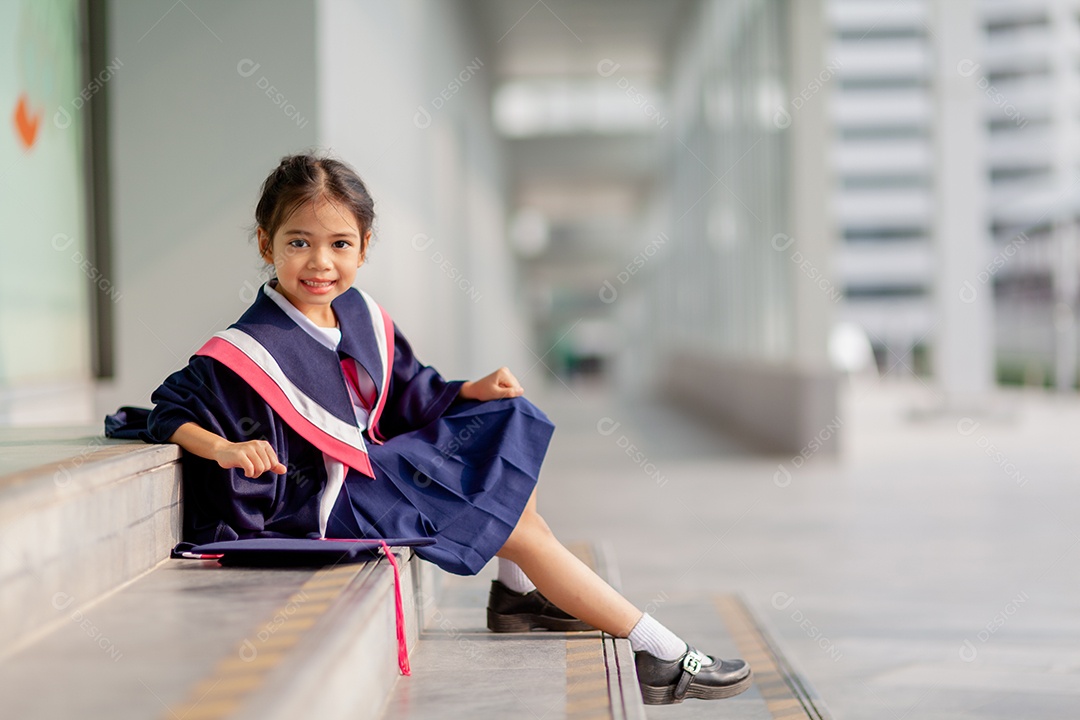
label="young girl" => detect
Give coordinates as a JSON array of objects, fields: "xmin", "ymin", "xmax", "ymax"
[{"xmin": 121, "ymin": 153, "xmax": 751, "ymax": 706}]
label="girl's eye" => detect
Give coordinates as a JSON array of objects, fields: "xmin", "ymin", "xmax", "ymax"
[
  {"xmin": 333, "ymin": 240, "xmax": 352, "ymax": 249},
  {"xmin": 288, "ymin": 238, "xmax": 308, "ymax": 248}
]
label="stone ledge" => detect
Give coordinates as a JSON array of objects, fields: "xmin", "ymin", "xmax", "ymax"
[
  {"xmin": 0, "ymin": 428, "xmax": 182, "ymax": 653},
  {"xmin": 0, "ymin": 551, "xmax": 430, "ymax": 720}
]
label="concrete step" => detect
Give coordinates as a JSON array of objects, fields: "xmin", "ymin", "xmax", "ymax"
[
  {"xmin": 380, "ymin": 541, "xmax": 648, "ymax": 720},
  {"xmin": 637, "ymin": 594, "xmax": 835, "ymax": 720},
  {"xmin": 380, "ymin": 546, "xmax": 836, "ymax": 720},
  {"xmin": 0, "ymin": 426, "xmax": 181, "ymax": 654},
  {"xmin": 0, "ymin": 425, "xmax": 440, "ymax": 720},
  {"xmin": 0, "ymin": 546, "xmax": 435, "ymax": 720},
  {"xmin": 0, "ymin": 426, "xmax": 835, "ymax": 718}
]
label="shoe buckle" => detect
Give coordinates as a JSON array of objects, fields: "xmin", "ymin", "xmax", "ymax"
[{"xmin": 682, "ymin": 651, "xmax": 705, "ymax": 675}]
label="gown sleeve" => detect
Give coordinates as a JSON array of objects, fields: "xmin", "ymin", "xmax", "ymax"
[
  {"xmin": 375, "ymin": 324, "xmax": 465, "ymax": 439},
  {"xmin": 146, "ymin": 356, "xmax": 326, "ymax": 544}
]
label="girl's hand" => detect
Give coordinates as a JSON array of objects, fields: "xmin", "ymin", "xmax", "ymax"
[
  {"xmin": 459, "ymin": 367, "xmax": 524, "ymax": 401},
  {"xmin": 213, "ymin": 440, "xmax": 287, "ymax": 478}
]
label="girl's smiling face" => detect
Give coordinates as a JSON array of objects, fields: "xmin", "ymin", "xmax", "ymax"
[{"xmin": 258, "ymin": 197, "xmax": 371, "ymax": 327}]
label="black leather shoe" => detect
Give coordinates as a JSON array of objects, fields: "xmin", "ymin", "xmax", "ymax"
[
  {"xmin": 635, "ymin": 647, "xmax": 752, "ymax": 704},
  {"xmin": 486, "ymin": 580, "xmax": 595, "ymax": 632}
]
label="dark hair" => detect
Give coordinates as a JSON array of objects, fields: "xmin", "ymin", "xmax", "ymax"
[{"xmin": 254, "ymin": 152, "xmax": 376, "ymax": 260}]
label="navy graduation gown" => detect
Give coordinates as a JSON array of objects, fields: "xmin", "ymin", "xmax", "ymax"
[{"xmin": 135, "ymin": 283, "xmax": 553, "ymax": 575}]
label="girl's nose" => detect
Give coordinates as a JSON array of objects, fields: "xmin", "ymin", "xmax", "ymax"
[{"xmin": 308, "ymin": 246, "xmax": 332, "ymax": 269}]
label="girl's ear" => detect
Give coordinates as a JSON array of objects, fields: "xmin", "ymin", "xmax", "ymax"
[
  {"xmin": 358, "ymin": 229, "xmax": 372, "ymax": 266},
  {"xmin": 257, "ymin": 228, "xmax": 273, "ymax": 263}
]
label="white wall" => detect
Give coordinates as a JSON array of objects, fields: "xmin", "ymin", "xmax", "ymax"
[
  {"xmin": 317, "ymin": 0, "xmax": 527, "ymax": 381},
  {"xmin": 96, "ymin": 0, "xmax": 320, "ymax": 417},
  {"xmin": 97, "ymin": 0, "xmax": 522, "ymax": 421}
]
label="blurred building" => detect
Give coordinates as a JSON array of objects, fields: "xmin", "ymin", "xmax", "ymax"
[
  {"xmin": 980, "ymin": 0, "xmax": 1079, "ymax": 389},
  {"xmin": 829, "ymin": 0, "xmax": 1080, "ymax": 388},
  {"xmin": 830, "ymin": 0, "xmax": 936, "ymax": 376}
]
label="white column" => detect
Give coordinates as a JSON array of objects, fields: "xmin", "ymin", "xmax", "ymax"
[
  {"xmin": 1053, "ymin": 225, "xmax": 1078, "ymax": 391},
  {"xmin": 1049, "ymin": 0, "xmax": 1079, "ymax": 392},
  {"xmin": 930, "ymin": 0, "xmax": 993, "ymax": 401},
  {"xmin": 788, "ymin": 0, "xmax": 835, "ymax": 368}
]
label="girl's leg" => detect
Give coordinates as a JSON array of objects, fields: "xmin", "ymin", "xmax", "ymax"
[
  {"xmin": 497, "ymin": 491, "xmax": 754, "ymax": 705},
  {"xmin": 497, "ymin": 492, "xmax": 642, "ymax": 638}
]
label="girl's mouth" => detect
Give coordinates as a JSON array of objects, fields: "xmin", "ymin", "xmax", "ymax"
[{"xmin": 301, "ymin": 279, "xmax": 335, "ymax": 293}]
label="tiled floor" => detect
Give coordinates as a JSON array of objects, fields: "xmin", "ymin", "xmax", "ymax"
[{"xmin": 527, "ymin": 376, "xmax": 1080, "ymax": 719}]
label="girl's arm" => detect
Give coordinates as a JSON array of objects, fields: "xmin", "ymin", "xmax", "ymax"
[
  {"xmin": 459, "ymin": 366, "xmax": 524, "ymax": 401},
  {"xmin": 168, "ymin": 421, "xmax": 287, "ymax": 478}
]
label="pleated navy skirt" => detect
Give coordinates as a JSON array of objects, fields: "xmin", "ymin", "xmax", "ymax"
[{"xmin": 325, "ymin": 396, "xmax": 555, "ymax": 575}]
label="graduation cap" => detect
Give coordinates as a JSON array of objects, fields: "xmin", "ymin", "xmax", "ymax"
[
  {"xmin": 171, "ymin": 536, "xmax": 435, "ymax": 676},
  {"xmin": 171, "ymin": 537, "xmax": 435, "ymax": 567}
]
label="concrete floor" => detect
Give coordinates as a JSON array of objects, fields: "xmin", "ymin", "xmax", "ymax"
[
  {"xmin": 383, "ymin": 573, "xmax": 608, "ymax": 720},
  {"xmin": 7, "ymin": 374, "xmax": 1076, "ymax": 719},
  {"xmin": 526, "ymin": 376, "xmax": 1080, "ymax": 719}
]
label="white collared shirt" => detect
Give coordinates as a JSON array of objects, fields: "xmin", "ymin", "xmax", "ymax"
[
  {"xmin": 264, "ymin": 281, "xmax": 342, "ymax": 351},
  {"xmin": 262, "ymin": 282, "xmax": 370, "ymax": 430}
]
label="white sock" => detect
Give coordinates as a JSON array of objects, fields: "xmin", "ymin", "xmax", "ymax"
[
  {"xmin": 628, "ymin": 613, "xmax": 691, "ymax": 661},
  {"xmin": 497, "ymin": 558, "xmax": 536, "ymax": 594}
]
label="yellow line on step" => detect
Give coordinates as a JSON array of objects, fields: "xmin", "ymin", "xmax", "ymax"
[
  {"xmin": 714, "ymin": 594, "xmax": 817, "ymax": 719},
  {"xmin": 565, "ymin": 636, "xmax": 612, "ymax": 720},
  {"xmin": 160, "ymin": 564, "xmax": 366, "ymax": 720}
]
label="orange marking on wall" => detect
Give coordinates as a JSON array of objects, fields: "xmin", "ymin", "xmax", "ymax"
[{"xmin": 14, "ymin": 93, "xmax": 41, "ymax": 150}]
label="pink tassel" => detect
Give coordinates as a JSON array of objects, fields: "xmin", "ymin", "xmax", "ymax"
[{"xmin": 379, "ymin": 541, "xmax": 411, "ymax": 675}]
